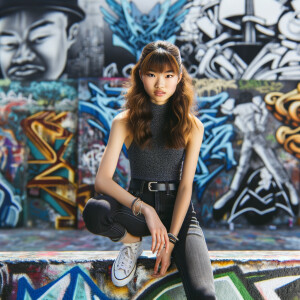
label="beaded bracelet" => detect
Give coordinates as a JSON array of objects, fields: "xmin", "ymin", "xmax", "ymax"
[{"xmin": 168, "ymin": 233, "xmax": 179, "ymax": 244}]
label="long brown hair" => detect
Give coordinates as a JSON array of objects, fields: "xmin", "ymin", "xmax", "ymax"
[{"xmin": 125, "ymin": 40, "xmax": 195, "ymax": 149}]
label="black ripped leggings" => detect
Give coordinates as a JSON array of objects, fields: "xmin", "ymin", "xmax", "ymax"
[{"xmin": 82, "ymin": 181, "xmax": 216, "ymax": 300}]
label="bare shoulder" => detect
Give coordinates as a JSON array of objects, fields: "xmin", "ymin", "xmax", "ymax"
[
  {"xmin": 113, "ymin": 109, "xmax": 129, "ymax": 122},
  {"xmin": 185, "ymin": 115, "xmax": 203, "ymax": 146},
  {"xmin": 190, "ymin": 114, "xmax": 204, "ymax": 135},
  {"xmin": 112, "ymin": 110, "xmax": 130, "ymax": 128},
  {"xmin": 109, "ymin": 110, "xmax": 130, "ymax": 136},
  {"xmin": 112, "ymin": 110, "xmax": 133, "ymax": 147}
]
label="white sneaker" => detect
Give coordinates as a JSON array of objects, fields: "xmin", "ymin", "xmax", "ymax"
[{"xmin": 112, "ymin": 241, "xmax": 143, "ymax": 287}]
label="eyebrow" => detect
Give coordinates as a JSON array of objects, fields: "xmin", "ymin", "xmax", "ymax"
[
  {"xmin": 0, "ymin": 20, "xmax": 55, "ymax": 37},
  {"xmin": 29, "ymin": 20, "xmax": 55, "ymax": 31},
  {"xmin": 148, "ymin": 69, "xmax": 175, "ymax": 73},
  {"xmin": 0, "ymin": 31, "xmax": 16, "ymax": 37}
]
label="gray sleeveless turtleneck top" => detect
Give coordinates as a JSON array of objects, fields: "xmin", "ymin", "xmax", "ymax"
[{"xmin": 127, "ymin": 101, "xmax": 185, "ymax": 181}]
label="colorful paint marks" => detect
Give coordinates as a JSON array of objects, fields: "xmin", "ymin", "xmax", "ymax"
[
  {"xmin": 265, "ymin": 83, "xmax": 300, "ymax": 159},
  {"xmin": 0, "ymin": 79, "xmax": 299, "ymax": 229},
  {"xmin": 0, "ymin": 80, "xmax": 78, "ymax": 229},
  {"xmin": 0, "ymin": 251, "xmax": 299, "ymax": 299}
]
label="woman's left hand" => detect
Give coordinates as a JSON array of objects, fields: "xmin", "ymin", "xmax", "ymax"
[{"xmin": 152, "ymin": 247, "xmax": 172, "ymax": 278}]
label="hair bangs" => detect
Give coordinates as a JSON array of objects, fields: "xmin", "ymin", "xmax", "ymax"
[{"xmin": 140, "ymin": 50, "xmax": 180, "ymax": 75}]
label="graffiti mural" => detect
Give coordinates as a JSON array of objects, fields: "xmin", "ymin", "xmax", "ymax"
[
  {"xmin": 21, "ymin": 111, "xmax": 77, "ymax": 229},
  {"xmin": 0, "ymin": 77, "xmax": 298, "ymax": 229},
  {"xmin": 265, "ymin": 82, "xmax": 300, "ymax": 159},
  {"xmin": 0, "ymin": 80, "xmax": 78, "ymax": 229},
  {"xmin": 77, "ymin": 78, "xmax": 130, "ymax": 227},
  {"xmin": 21, "ymin": 81, "xmax": 78, "ymax": 229},
  {"xmin": 100, "ymin": 0, "xmax": 300, "ymax": 80},
  {"xmin": 101, "ymin": 0, "xmax": 189, "ymax": 77},
  {"xmin": 0, "ymin": 251, "xmax": 299, "ymax": 299},
  {"xmin": 0, "ymin": 0, "xmax": 299, "ymax": 80},
  {"xmin": 0, "ymin": 1, "xmax": 297, "ymax": 230},
  {"xmin": 0, "ymin": 84, "xmax": 31, "ymax": 227},
  {"xmin": 0, "ymin": 0, "xmax": 86, "ymax": 80},
  {"xmin": 193, "ymin": 79, "xmax": 300, "ymax": 226},
  {"xmin": 77, "ymin": 78, "xmax": 299, "ymax": 228},
  {"xmin": 178, "ymin": 0, "xmax": 300, "ymax": 80}
]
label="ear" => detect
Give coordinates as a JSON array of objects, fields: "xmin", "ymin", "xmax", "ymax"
[
  {"xmin": 67, "ymin": 23, "xmax": 79, "ymax": 47},
  {"xmin": 178, "ymin": 72, "xmax": 182, "ymax": 83}
]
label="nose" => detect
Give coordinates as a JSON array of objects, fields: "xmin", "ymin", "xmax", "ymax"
[
  {"xmin": 12, "ymin": 42, "xmax": 36, "ymax": 64},
  {"xmin": 155, "ymin": 75, "xmax": 165, "ymax": 88}
]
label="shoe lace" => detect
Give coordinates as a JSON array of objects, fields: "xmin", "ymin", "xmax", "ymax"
[{"xmin": 116, "ymin": 246, "xmax": 135, "ymax": 275}]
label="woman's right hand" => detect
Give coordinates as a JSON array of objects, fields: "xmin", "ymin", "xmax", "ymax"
[{"xmin": 142, "ymin": 204, "xmax": 169, "ymax": 255}]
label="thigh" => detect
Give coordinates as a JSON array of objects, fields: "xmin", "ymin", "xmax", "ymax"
[
  {"xmin": 113, "ymin": 189, "xmax": 153, "ymax": 237},
  {"xmin": 113, "ymin": 205, "xmax": 150, "ymax": 237},
  {"xmin": 173, "ymin": 215, "xmax": 216, "ymax": 300}
]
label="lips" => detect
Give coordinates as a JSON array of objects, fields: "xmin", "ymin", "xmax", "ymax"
[
  {"xmin": 8, "ymin": 64, "xmax": 46, "ymax": 79},
  {"xmin": 154, "ymin": 90, "xmax": 166, "ymax": 96}
]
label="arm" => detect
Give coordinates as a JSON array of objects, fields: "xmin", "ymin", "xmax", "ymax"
[
  {"xmin": 169, "ymin": 116, "xmax": 204, "ymax": 244},
  {"xmin": 95, "ymin": 112, "xmax": 169, "ymax": 253},
  {"xmin": 95, "ymin": 112, "xmax": 137, "ymax": 208},
  {"xmin": 153, "ymin": 116, "xmax": 204, "ymax": 277}
]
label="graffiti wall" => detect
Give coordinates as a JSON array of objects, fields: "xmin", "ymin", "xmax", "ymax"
[
  {"xmin": 77, "ymin": 78, "xmax": 130, "ymax": 228},
  {"xmin": 0, "ymin": 78, "xmax": 299, "ymax": 229},
  {"xmin": 99, "ymin": 0, "xmax": 300, "ymax": 79},
  {"xmin": 0, "ymin": 80, "xmax": 78, "ymax": 229},
  {"xmin": 0, "ymin": 82, "xmax": 27, "ymax": 228},
  {"xmin": 0, "ymin": 0, "xmax": 299, "ymax": 229},
  {"xmin": 194, "ymin": 79, "xmax": 300, "ymax": 226},
  {"xmin": 0, "ymin": 251, "xmax": 299, "ymax": 299},
  {"xmin": 0, "ymin": 0, "xmax": 299, "ymax": 80}
]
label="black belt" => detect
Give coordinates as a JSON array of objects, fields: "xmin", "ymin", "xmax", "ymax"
[{"xmin": 130, "ymin": 179, "xmax": 179, "ymax": 192}]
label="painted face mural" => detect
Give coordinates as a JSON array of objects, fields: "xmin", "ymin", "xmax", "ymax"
[{"xmin": 0, "ymin": 9, "xmax": 79, "ymax": 80}]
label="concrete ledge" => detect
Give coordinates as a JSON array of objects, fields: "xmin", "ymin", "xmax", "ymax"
[{"xmin": 1, "ymin": 251, "xmax": 299, "ymax": 299}]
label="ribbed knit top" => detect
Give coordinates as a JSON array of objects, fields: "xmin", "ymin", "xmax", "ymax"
[{"xmin": 127, "ymin": 101, "xmax": 185, "ymax": 181}]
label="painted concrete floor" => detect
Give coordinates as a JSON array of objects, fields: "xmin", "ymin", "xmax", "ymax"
[{"xmin": 0, "ymin": 227, "xmax": 299, "ymax": 251}]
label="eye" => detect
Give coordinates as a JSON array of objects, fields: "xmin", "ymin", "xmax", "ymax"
[
  {"xmin": 166, "ymin": 74, "xmax": 174, "ymax": 78},
  {"xmin": 0, "ymin": 37, "xmax": 19, "ymax": 51},
  {"xmin": 30, "ymin": 34, "xmax": 51, "ymax": 44},
  {"xmin": 146, "ymin": 73, "xmax": 155, "ymax": 77},
  {"xmin": 0, "ymin": 42, "xmax": 19, "ymax": 50}
]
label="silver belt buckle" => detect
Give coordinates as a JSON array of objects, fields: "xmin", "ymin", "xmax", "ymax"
[{"xmin": 148, "ymin": 181, "xmax": 158, "ymax": 192}]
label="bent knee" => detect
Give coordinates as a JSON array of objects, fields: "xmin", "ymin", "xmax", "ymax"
[{"xmin": 82, "ymin": 198, "xmax": 113, "ymax": 234}]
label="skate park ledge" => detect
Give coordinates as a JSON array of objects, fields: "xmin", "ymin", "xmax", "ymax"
[{"xmin": 1, "ymin": 251, "xmax": 300, "ymax": 299}]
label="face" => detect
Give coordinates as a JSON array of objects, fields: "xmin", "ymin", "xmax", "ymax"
[
  {"xmin": 0, "ymin": 9, "xmax": 77, "ymax": 80},
  {"xmin": 140, "ymin": 64, "xmax": 182, "ymax": 105}
]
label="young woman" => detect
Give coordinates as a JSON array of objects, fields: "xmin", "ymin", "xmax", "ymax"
[{"xmin": 83, "ymin": 41, "xmax": 216, "ymax": 299}]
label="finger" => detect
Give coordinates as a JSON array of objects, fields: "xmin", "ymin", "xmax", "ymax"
[
  {"xmin": 158, "ymin": 236, "xmax": 165, "ymax": 254},
  {"xmin": 153, "ymin": 256, "xmax": 161, "ymax": 274},
  {"xmin": 160, "ymin": 263, "xmax": 170, "ymax": 276},
  {"xmin": 151, "ymin": 234, "xmax": 156, "ymax": 253},
  {"xmin": 157, "ymin": 247, "xmax": 163, "ymax": 257},
  {"xmin": 154, "ymin": 234, "xmax": 161, "ymax": 253}
]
